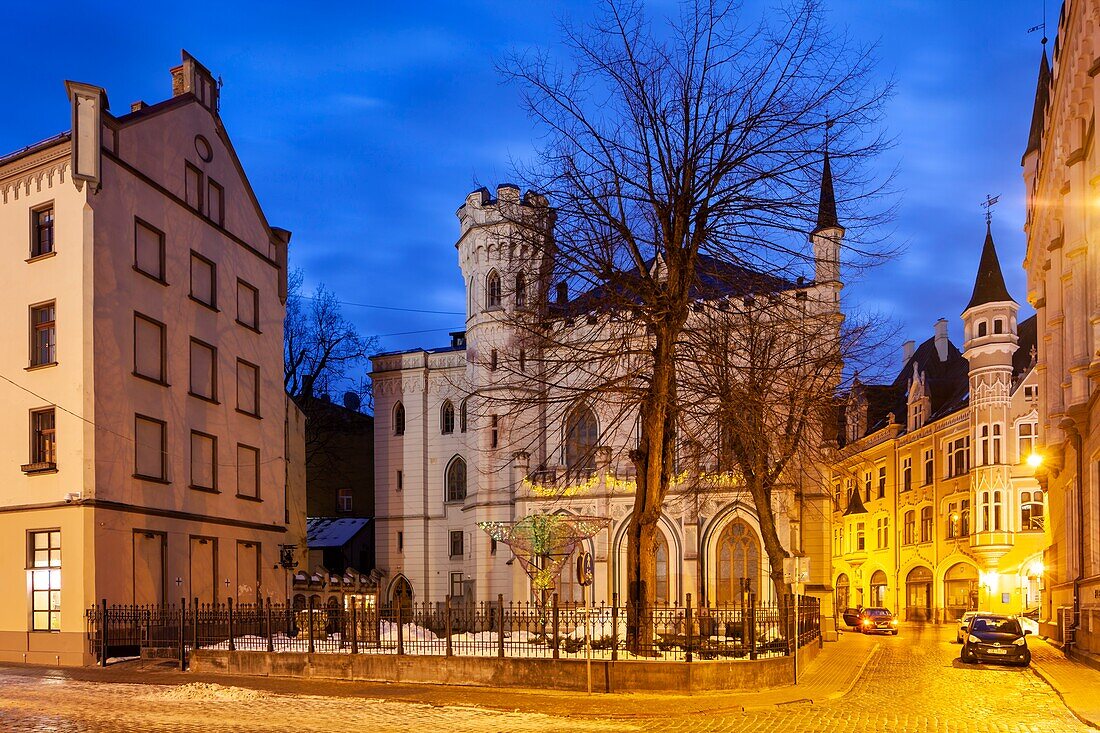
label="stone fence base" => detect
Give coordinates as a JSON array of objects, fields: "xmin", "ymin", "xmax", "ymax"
[{"xmin": 191, "ymin": 644, "xmax": 820, "ymax": 693}]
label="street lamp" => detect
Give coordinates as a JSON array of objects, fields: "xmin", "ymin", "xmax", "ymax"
[{"xmin": 1026, "ymin": 452, "xmax": 1043, "ymax": 468}]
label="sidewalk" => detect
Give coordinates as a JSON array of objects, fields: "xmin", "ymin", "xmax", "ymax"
[
  {"xmin": 0, "ymin": 632, "xmax": 878, "ymax": 720},
  {"xmin": 1030, "ymin": 638, "xmax": 1100, "ymax": 729}
]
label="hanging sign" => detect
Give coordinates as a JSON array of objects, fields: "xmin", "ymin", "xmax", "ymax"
[{"xmin": 577, "ymin": 552, "xmax": 594, "ymax": 587}]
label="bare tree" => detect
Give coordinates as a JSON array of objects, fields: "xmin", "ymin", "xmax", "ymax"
[
  {"xmin": 284, "ymin": 268, "xmax": 378, "ymax": 463},
  {"xmin": 481, "ymin": 0, "xmax": 893, "ymax": 648}
]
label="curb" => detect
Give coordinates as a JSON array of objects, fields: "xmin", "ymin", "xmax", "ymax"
[{"xmin": 1029, "ymin": 662, "xmax": 1100, "ymax": 731}]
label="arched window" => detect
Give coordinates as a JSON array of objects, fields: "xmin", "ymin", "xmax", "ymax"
[
  {"xmin": 459, "ymin": 398, "xmax": 468, "ymax": 433},
  {"xmin": 486, "ymin": 270, "xmax": 502, "ymax": 309},
  {"xmin": 715, "ymin": 519, "xmax": 760, "ymax": 604},
  {"xmin": 977, "ymin": 321, "xmax": 988, "ymax": 337},
  {"xmin": 446, "ymin": 456, "xmax": 467, "ymax": 502},
  {"xmin": 564, "ymin": 404, "xmax": 599, "ymax": 470},
  {"xmin": 980, "ymin": 491, "xmax": 990, "ymax": 531},
  {"xmin": 993, "ymin": 318, "xmax": 1004, "ymax": 334},
  {"xmin": 1021, "ymin": 490, "xmax": 1044, "ymax": 530},
  {"xmin": 515, "ymin": 273, "xmax": 527, "ymax": 308},
  {"xmin": 992, "ymin": 424, "xmax": 1002, "ymax": 464},
  {"xmin": 440, "ymin": 400, "xmax": 455, "ymax": 434},
  {"xmin": 393, "ymin": 402, "xmax": 405, "ymax": 436},
  {"xmin": 992, "ymin": 490, "xmax": 1003, "ymax": 531},
  {"xmin": 654, "ymin": 532, "xmax": 670, "ymax": 606},
  {"xmin": 466, "ymin": 277, "xmax": 474, "ymax": 318}
]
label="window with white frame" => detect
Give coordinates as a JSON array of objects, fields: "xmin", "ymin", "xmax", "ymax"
[
  {"xmin": 978, "ymin": 424, "xmax": 990, "ymax": 466},
  {"xmin": 450, "ymin": 572, "xmax": 464, "ymax": 598},
  {"xmin": 923, "ymin": 449, "xmax": 934, "ymax": 485},
  {"xmin": 876, "ymin": 516, "xmax": 889, "ymax": 549},
  {"xmin": 947, "ymin": 436, "xmax": 969, "ymax": 477},
  {"xmin": 920, "ymin": 505, "xmax": 933, "ymax": 542},
  {"xmin": 449, "ymin": 530, "xmax": 464, "ymax": 558},
  {"xmin": 1018, "ymin": 422, "xmax": 1037, "ymax": 461},
  {"xmin": 855, "ymin": 522, "xmax": 865, "ymax": 551},
  {"xmin": 28, "ymin": 530, "xmax": 61, "ymax": 632},
  {"xmin": 337, "ymin": 488, "xmax": 353, "ymax": 513},
  {"xmin": 902, "ymin": 456, "xmax": 912, "ymax": 492},
  {"xmin": 877, "ymin": 465, "xmax": 887, "ymax": 499},
  {"xmin": 992, "ymin": 424, "xmax": 1003, "ymax": 464},
  {"xmin": 1021, "ymin": 490, "xmax": 1043, "ymax": 530},
  {"xmin": 992, "ymin": 490, "xmax": 1003, "ymax": 531}
]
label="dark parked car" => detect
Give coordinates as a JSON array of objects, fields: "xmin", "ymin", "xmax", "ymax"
[
  {"xmin": 842, "ymin": 607, "xmax": 863, "ymax": 628},
  {"xmin": 960, "ymin": 614, "xmax": 1031, "ymax": 666},
  {"xmin": 858, "ymin": 607, "xmax": 899, "ymax": 635}
]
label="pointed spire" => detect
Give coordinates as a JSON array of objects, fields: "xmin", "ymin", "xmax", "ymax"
[
  {"xmin": 843, "ymin": 485, "xmax": 867, "ymax": 516},
  {"xmin": 813, "ymin": 148, "xmax": 840, "ymax": 233},
  {"xmin": 1024, "ymin": 49, "xmax": 1051, "ymax": 159},
  {"xmin": 965, "ymin": 224, "xmax": 1016, "ymax": 311}
]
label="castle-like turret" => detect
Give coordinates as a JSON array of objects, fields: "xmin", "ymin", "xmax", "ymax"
[
  {"xmin": 962, "ymin": 224, "xmax": 1020, "ymax": 566},
  {"xmin": 810, "ymin": 148, "xmax": 843, "ymax": 296}
]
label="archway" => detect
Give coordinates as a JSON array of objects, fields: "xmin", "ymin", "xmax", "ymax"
[
  {"xmin": 715, "ymin": 519, "xmax": 761, "ymax": 604},
  {"xmin": 835, "ymin": 573, "xmax": 850, "ymax": 615},
  {"xmin": 943, "ymin": 562, "xmax": 978, "ymax": 620},
  {"xmin": 905, "ymin": 566, "xmax": 933, "ymax": 621},
  {"xmin": 390, "ymin": 575, "xmax": 413, "ymax": 611},
  {"xmin": 870, "ymin": 570, "xmax": 888, "ymax": 608}
]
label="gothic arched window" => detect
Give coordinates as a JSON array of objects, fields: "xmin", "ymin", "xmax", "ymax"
[
  {"xmin": 486, "ymin": 270, "xmax": 502, "ymax": 309},
  {"xmin": 515, "ymin": 273, "xmax": 527, "ymax": 308},
  {"xmin": 459, "ymin": 398, "xmax": 468, "ymax": 433},
  {"xmin": 446, "ymin": 456, "xmax": 467, "ymax": 502},
  {"xmin": 715, "ymin": 519, "xmax": 760, "ymax": 604},
  {"xmin": 441, "ymin": 400, "xmax": 455, "ymax": 435},
  {"xmin": 393, "ymin": 402, "xmax": 405, "ymax": 436},
  {"xmin": 654, "ymin": 532, "xmax": 670, "ymax": 606},
  {"xmin": 564, "ymin": 404, "xmax": 599, "ymax": 470}
]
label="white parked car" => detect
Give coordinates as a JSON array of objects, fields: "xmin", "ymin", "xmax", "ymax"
[{"xmin": 957, "ymin": 611, "xmax": 979, "ymax": 643}]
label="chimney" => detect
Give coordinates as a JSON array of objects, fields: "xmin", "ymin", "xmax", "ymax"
[
  {"xmin": 130, "ymin": 100, "xmax": 147, "ymax": 113},
  {"xmin": 934, "ymin": 319, "xmax": 949, "ymax": 362},
  {"xmin": 902, "ymin": 340, "xmax": 915, "ymax": 365},
  {"xmin": 555, "ymin": 282, "xmax": 568, "ymax": 305}
]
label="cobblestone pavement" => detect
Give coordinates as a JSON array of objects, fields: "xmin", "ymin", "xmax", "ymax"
[{"xmin": 0, "ymin": 625, "xmax": 1089, "ymax": 732}]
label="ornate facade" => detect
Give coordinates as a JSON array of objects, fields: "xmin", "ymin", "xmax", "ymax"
[{"xmin": 831, "ymin": 228, "xmax": 1047, "ymax": 623}]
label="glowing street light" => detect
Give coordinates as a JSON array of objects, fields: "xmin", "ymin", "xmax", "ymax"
[{"xmin": 1026, "ymin": 452, "xmax": 1043, "ymax": 468}]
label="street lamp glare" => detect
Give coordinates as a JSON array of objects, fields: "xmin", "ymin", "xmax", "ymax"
[{"xmin": 1026, "ymin": 452, "xmax": 1043, "ymax": 467}]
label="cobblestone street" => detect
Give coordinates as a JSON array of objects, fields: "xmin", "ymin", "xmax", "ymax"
[{"xmin": 0, "ymin": 625, "xmax": 1090, "ymax": 732}]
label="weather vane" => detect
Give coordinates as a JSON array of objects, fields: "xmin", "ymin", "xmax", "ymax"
[
  {"xmin": 980, "ymin": 194, "xmax": 1000, "ymax": 225},
  {"xmin": 1027, "ymin": 0, "xmax": 1048, "ymax": 45}
]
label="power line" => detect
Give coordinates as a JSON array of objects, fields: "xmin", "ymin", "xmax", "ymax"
[
  {"xmin": 299, "ymin": 295, "xmax": 463, "ymax": 316},
  {"xmin": 375, "ymin": 327, "xmax": 461, "ymax": 338}
]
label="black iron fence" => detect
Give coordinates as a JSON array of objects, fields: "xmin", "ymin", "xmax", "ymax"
[{"xmin": 86, "ymin": 593, "xmax": 820, "ymax": 667}]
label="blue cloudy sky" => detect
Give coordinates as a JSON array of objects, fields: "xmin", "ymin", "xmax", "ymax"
[{"xmin": 2, "ymin": 1, "xmax": 1048, "ymax": 359}]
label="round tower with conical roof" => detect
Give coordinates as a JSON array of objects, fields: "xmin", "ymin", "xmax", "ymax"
[
  {"xmin": 809, "ymin": 148, "xmax": 844, "ymax": 304},
  {"xmin": 962, "ymin": 224, "xmax": 1019, "ymax": 567}
]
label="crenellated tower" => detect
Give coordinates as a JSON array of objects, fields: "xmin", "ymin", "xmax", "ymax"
[{"xmin": 961, "ymin": 224, "xmax": 1019, "ymax": 566}]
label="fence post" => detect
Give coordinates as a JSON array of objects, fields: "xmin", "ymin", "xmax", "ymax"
[
  {"xmin": 179, "ymin": 598, "xmax": 187, "ymax": 670},
  {"xmin": 497, "ymin": 595, "xmax": 505, "ymax": 659},
  {"xmin": 227, "ymin": 598, "xmax": 236, "ymax": 652},
  {"xmin": 611, "ymin": 593, "xmax": 619, "ymax": 662},
  {"xmin": 307, "ymin": 596, "xmax": 316, "ymax": 654},
  {"xmin": 396, "ymin": 601, "xmax": 404, "ymax": 656},
  {"xmin": 551, "ymin": 593, "xmax": 560, "ymax": 660},
  {"xmin": 748, "ymin": 593, "xmax": 757, "ymax": 661},
  {"xmin": 192, "ymin": 598, "xmax": 199, "ymax": 654},
  {"xmin": 99, "ymin": 599, "xmax": 108, "ymax": 667},
  {"xmin": 445, "ymin": 596, "xmax": 453, "ymax": 658},
  {"xmin": 351, "ymin": 598, "xmax": 359, "ymax": 655},
  {"xmin": 266, "ymin": 598, "xmax": 274, "ymax": 653},
  {"xmin": 685, "ymin": 593, "xmax": 693, "ymax": 663}
]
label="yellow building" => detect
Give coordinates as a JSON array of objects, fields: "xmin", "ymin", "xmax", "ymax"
[
  {"xmin": 830, "ymin": 228, "xmax": 1048, "ymax": 623},
  {"xmin": 0, "ymin": 52, "xmax": 306, "ymax": 665},
  {"xmin": 1021, "ymin": 0, "xmax": 1100, "ymax": 661}
]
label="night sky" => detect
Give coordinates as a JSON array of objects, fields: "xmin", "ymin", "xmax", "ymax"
[{"xmin": 1, "ymin": 1, "xmax": 1049, "ymax": 369}]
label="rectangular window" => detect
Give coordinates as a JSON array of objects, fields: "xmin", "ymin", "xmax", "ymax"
[
  {"xmin": 855, "ymin": 522, "xmax": 865, "ymax": 551},
  {"xmin": 902, "ymin": 457, "xmax": 912, "ymax": 492},
  {"xmin": 490, "ymin": 415, "xmax": 499, "ymax": 449},
  {"xmin": 236, "ymin": 359, "xmax": 260, "ymax": 416},
  {"xmin": 396, "ymin": 470, "xmax": 403, "ymax": 492},
  {"xmin": 189, "ymin": 339, "xmax": 217, "ymax": 401},
  {"xmin": 450, "ymin": 572, "xmax": 464, "ymax": 598},
  {"xmin": 236, "ymin": 280, "xmax": 259, "ymax": 330},
  {"xmin": 920, "ymin": 506, "xmax": 933, "ymax": 543},
  {"xmin": 947, "ymin": 502, "xmax": 959, "ymax": 539},
  {"xmin": 30, "ymin": 302, "xmax": 56, "ymax": 366},
  {"xmin": 1018, "ymin": 423, "xmax": 1037, "ymax": 461},
  {"xmin": 206, "ymin": 178, "xmax": 224, "ymax": 226},
  {"xmin": 337, "ymin": 488, "xmax": 353, "ymax": 513},
  {"xmin": 185, "ymin": 162, "xmax": 204, "ymax": 211},
  {"xmin": 519, "ymin": 349, "xmax": 526, "ymax": 373},
  {"xmin": 133, "ymin": 313, "xmax": 166, "ymax": 383},
  {"xmin": 903, "ymin": 511, "xmax": 915, "ymax": 545},
  {"xmin": 236, "ymin": 444, "xmax": 260, "ymax": 499},
  {"xmin": 32, "ymin": 206, "xmax": 55, "ymax": 258},
  {"xmin": 490, "ymin": 349, "xmax": 498, "ymax": 371},
  {"xmin": 397, "ymin": 531, "xmax": 404, "ymax": 552},
  {"xmin": 134, "ymin": 415, "xmax": 167, "ymax": 481},
  {"xmin": 923, "ymin": 449, "xmax": 934, "ymax": 485},
  {"xmin": 960, "ymin": 499, "xmax": 971, "ymax": 536},
  {"xmin": 30, "ymin": 408, "xmax": 56, "ymax": 466},
  {"xmin": 134, "ymin": 219, "xmax": 165, "ymax": 282},
  {"xmin": 948, "ymin": 437, "xmax": 970, "ymax": 477},
  {"xmin": 863, "ymin": 471, "xmax": 872, "ymax": 502},
  {"xmin": 190, "ymin": 252, "xmax": 217, "ymax": 308},
  {"xmin": 28, "ymin": 530, "xmax": 61, "ymax": 632},
  {"xmin": 449, "ymin": 530, "xmax": 464, "ymax": 558},
  {"xmin": 189, "ymin": 431, "xmax": 217, "ymax": 490},
  {"xmin": 877, "ymin": 466, "xmax": 886, "ymax": 499}
]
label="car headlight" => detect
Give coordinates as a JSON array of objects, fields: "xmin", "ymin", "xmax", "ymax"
[
  {"xmin": 968, "ymin": 635, "xmax": 980, "ymax": 644},
  {"xmin": 1013, "ymin": 637, "xmax": 1026, "ymax": 646},
  {"xmin": 891, "ymin": 619, "xmax": 899, "ymax": 626}
]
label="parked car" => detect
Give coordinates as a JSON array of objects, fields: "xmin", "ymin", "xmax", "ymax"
[
  {"xmin": 960, "ymin": 614, "xmax": 1031, "ymax": 667},
  {"xmin": 841, "ymin": 607, "xmax": 863, "ymax": 629},
  {"xmin": 858, "ymin": 607, "xmax": 899, "ymax": 635},
  {"xmin": 956, "ymin": 611, "xmax": 980, "ymax": 643}
]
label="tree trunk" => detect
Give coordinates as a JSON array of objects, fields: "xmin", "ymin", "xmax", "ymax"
[{"xmin": 746, "ymin": 476, "xmax": 793, "ymax": 625}]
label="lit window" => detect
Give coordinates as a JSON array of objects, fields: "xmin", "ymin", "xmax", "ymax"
[
  {"xmin": 337, "ymin": 488, "xmax": 353, "ymax": 513},
  {"xmin": 30, "ymin": 303, "xmax": 56, "ymax": 367},
  {"xmin": 29, "ymin": 530, "xmax": 61, "ymax": 632},
  {"xmin": 1018, "ymin": 422, "xmax": 1037, "ymax": 461},
  {"xmin": 32, "ymin": 206, "xmax": 54, "ymax": 258},
  {"xmin": 1021, "ymin": 490, "xmax": 1044, "ymax": 530}
]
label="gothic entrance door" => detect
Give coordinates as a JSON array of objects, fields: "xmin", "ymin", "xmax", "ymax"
[
  {"xmin": 870, "ymin": 570, "xmax": 888, "ymax": 607},
  {"xmin": 391, "ymin": 576, "xmax": 413, "ymax": 611},
  {"xmin": 715, "ymin": 520, "xmax": 760, "ymax": 604},
  {"xmin": 835, "ymin": 573, "xmax": 850, "ymax": 616}
]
